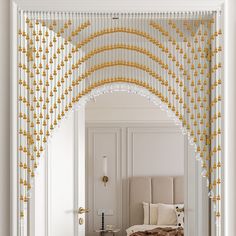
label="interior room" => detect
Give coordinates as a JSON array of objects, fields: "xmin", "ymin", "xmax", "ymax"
[{"xmin": 84, "ymin": 92, "xmax": 194, "ymax": 236}]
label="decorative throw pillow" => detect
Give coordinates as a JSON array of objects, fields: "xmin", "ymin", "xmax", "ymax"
[
  {"xmin": 156, "ymin": 203, "xmax": 177, "ymax": 225},
  {"xmin": 150, "ymin": 203, "xmax": 159, "ymax": 225},
  {"xmin": 143, "ymin": 202, "xmax": 150, "ymax": 224},
  {"xmin": 143, "ymin": 202, "xmax": 159, "ymax": 225},
  {"xmin": 175, "ymin": 204, "xmax": 184, "ymax": 227}
]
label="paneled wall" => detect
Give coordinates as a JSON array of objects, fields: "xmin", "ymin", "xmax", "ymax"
[
  {"xmin": 86, "ymin": 123, "xmax": 185, "ymax": 235},
  {"xmin": 86, "ymin": 127, "xmax": 122, "ymax": 235}
]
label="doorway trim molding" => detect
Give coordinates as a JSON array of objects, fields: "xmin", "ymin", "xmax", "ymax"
[{"xmin": 10, "ymin": 1, "xmax": 225, "ymax": 236}]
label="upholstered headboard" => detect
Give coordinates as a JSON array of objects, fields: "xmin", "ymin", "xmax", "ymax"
[{"xmin": 129, "ymin": 176, "xmax": 184, "ymax": 226}]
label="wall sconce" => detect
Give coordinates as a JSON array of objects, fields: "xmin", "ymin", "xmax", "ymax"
[{"xmin": 102, "ymin": 155, "xmax": 109, "ymax": 186}]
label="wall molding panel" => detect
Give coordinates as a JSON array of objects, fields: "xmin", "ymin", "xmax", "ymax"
[{"xmin": 86, "ymin": 127, "xmax": 123, "ymax": 235}]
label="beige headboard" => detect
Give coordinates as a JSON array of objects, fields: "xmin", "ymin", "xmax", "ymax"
[{"xmin": 129, "ymin": 176, "xmax": 184, "ymax": 226}]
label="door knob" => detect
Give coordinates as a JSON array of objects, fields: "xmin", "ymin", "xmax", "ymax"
[{"xmin": 78, "ymin": 207, "xmax": 89, "ymax": 214}]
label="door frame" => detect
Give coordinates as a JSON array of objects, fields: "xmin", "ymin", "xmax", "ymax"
[{"xmin": 10, "ymin": 1, "xmax": 225, "ymax": 236}]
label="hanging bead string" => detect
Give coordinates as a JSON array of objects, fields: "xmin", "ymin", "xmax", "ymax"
[
  {"xmin": 17, "ymin": 12, "xmax": 223, "ymax": 234},
  {"xmin": 18, "ymin": 11, "xmax": 218, "ymax": 191},
  {"xmin": 214, "ymin": 11, "xmax": 222, "ymax": 222},
  {"xmin": 217, "ymin": 10, "xmax": 222, "ymax": 231}
]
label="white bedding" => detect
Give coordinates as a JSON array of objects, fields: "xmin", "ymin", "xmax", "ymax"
[{"xmin": 126, "ymin": 225, "xmax": 178, "ymax": 236}]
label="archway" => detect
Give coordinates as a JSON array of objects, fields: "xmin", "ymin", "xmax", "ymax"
[
  {"xmin": 16, "ymin": 10, "xmax": 223, "ymax": 235},
  {"xmin": 32, "ymin": 81, "xmax": 209, "ymax": 236}
]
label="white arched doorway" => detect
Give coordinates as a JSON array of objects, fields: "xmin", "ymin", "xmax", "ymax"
[{"xmin": 32, "ymin": 82, "xmax": 210, "ymax": 236}]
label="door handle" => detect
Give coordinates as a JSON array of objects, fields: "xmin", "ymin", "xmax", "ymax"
[{"xmin": 78, "ymin": 207, "xmax": 89, "ymax": 214}]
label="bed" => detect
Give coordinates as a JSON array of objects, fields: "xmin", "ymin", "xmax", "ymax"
[{"xmin": 127, "ymin": 176, "xmax": 184, "ymax": 236}]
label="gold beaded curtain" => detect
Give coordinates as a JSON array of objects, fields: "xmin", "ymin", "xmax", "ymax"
[{"xmin": 18, "ymin": 10, "xmax": 222, "ymax": 226}]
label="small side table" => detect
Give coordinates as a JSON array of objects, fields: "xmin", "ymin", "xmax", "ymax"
[{"xmin": 95, "ymin": 229, "xmax": 120, "ymax": 236}]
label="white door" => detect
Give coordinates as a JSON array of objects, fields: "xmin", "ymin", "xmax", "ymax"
[
  {"xmin": 76, "ymin": 107, "xmax": 87, "ymax": 236},
  {"xmin": 33, "ymin": 107, "xmax": 86, "ymax": 236}
]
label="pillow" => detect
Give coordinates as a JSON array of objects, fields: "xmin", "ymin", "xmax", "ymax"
[
  {"xmin": 156, "ymin": 203, "xmax": 177, "ymax": 225},
  {"xmin": 143, "ymin": 202, "xmax": 150, "ymax": 224},
  {"xmin": 175, "ymin": 204, "xmax": 184, "ymax": 227},
  {"xmin": 149, "ymin": 203, "xmax": 159, "ymax": 225},
  {"xmin": 142, "ymin": 202, "xmax": 159, "ymax": 225}
]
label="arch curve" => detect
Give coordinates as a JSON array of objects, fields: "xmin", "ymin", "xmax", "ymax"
[
  {"xmin": 54, "ymin": 81, "xmax": 203, "ymax": 174},
  {"xmin": 16, "ymin": 11, "xmax": 222, "ymax": 223}
]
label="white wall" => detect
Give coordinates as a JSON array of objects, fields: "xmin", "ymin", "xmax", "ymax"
[
  {"xmin": 225, "ymin": 0, "xmax": 236, "ymax": 234},
  {"xmin": 86, "ymin": 92, "xmax": 171, "ymax": 123},
  {"xmin": 0, "ymin": 0, "xmax": 10, "ymax": 235}
]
